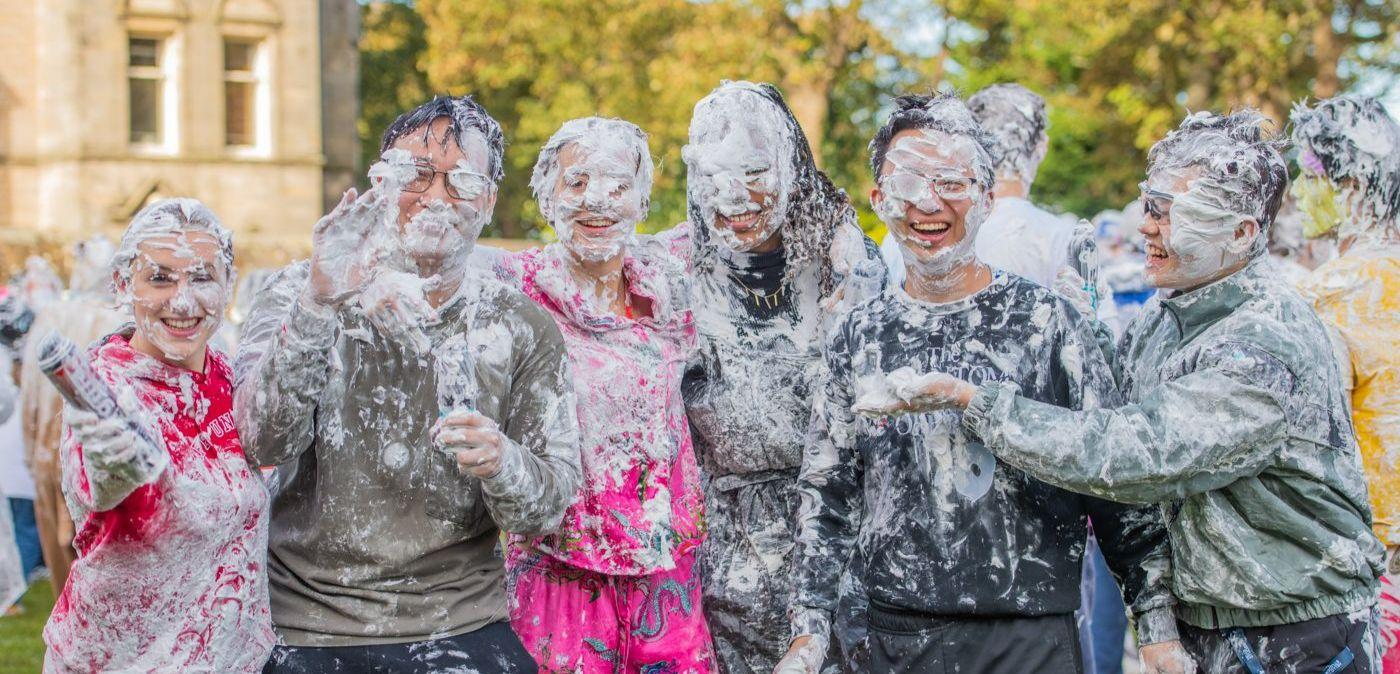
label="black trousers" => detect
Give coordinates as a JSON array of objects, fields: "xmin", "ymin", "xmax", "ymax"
[
  {"xmin": 1178, "ymin": 611, "xmax": 1377, "ymax": 674},
  {"xmin": 262, "ymin": 622, "xmax": 538, "ymax": 674},
  {"xmin": 860, "ymin": 606, "xmax": 1083, "ymax": 674}
]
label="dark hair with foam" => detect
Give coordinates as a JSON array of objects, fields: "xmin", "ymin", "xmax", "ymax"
[
  {"xmin": 1147, "ymin": 110, "xmax": 1288, "ymax": 240},
  {"xmin": 1290, "ymin": 95, "xmax": 1400, "ymax": 231},
  {"xmin": 868, "ymin": 92, "xmax": 997, "ymax": 186},
  {"xmin": 685, "ymin": 81, "xmax": 856, "ymax": 297},
  {"xmin": 379, "ymin": 95, "xmax": 506, "ymax": 182},
  {"xmin": 968, "ymin": 83, "xmax": 1049, "ymax": 184}
]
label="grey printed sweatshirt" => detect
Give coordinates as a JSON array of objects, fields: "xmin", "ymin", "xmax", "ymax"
[
  {"xmin": 233, "ymin": 262, "xmax": 580, "ymax": 647},
  {"xmin": 791, "ymin": 273, "xmax": 1176, "ymax": 645}
]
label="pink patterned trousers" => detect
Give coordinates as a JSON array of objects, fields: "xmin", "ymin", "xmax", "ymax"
[{"xmin": 507, "ymin": 548, "xmax": 717, "ymax": 674}]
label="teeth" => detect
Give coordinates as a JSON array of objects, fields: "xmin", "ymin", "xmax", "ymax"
[
  {"xmin": 911, "ymin": 222, "xmax": 949, "ymax": 233},
  {"xmin": 164, "ymin": 318, "xmax": 200, "ymax": 329}
]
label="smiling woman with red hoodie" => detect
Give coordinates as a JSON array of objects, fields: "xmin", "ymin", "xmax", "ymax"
[{"xmin": 42, "ymin": 198, "xmax": 273, "ymax": 673}]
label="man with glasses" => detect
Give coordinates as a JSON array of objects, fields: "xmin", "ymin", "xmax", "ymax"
[
  {"xmin": 235, "ymin": 95, "xmax": 580, "ymax": 673},
  {"xmin": 879, "ymin": 110, "xmax": 1385, "ymax": 673},
  {"xmin": 778, "ymin": 93, "xmax": 1173, "ymax": 673}
]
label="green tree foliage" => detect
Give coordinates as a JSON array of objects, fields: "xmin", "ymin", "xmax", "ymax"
[
  {"xmin": 357, "ymin": 0, "xmax": 1398, "ymax": 236},
  {"xmin": 384, "ymin": 0, "xmax": 928, "ymax": 239},
  {"xmin": 358, "ymin": 0, "xmax": 430, "ymax": 181},
  {"xmin": 944, "ymin": 0, "xmax": 1399, "ymax": 216}
]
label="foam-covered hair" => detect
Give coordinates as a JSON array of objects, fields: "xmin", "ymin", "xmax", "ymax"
[
  {"xmin": 379, "ymin": 95, "xmax": 507, "ymax": 182},
  {"xmin": 1146, "ymin": 110, "xmax": 1289, "ymax": 248},
  {"xmin": 1290, "ymin": 95, "xmax": 1400, "ymax": 234},
  {"xmin": 868, "ymin": 92, "xmax": 997, "ymax": 188},
  {"xmin": 685, "ymin": 81, "xmax": 855, "ymax": 297},
  {"xmin": 529, "ymin": 117, "xmax": 654, "ymax": 217},
  {"xmin": 112, "ymin": 198, "xmax": 235, "ymax": 283},
  {"xmin": 968, "ymin": 84, "xmax": 1049, "ymax": 185}
]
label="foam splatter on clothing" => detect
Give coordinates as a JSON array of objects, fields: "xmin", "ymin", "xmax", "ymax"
[
  {"xmin": 497, "ymin": 246, "xmax": 704, "ymax": 575},
  {"xmin": 494, "ymin": 244, "xmax": 714, "ymax": 671},
  {"xmin": 654, "ymin": 221, "xmax": 883, "ymax": 672},
  {"xmin": 233, "ymin": 263, "xmax": 580, "ymax": 647},
  {"xmin": 0, "ymin": 353, "xmax": 22, "ymax": 613},
  {"xmin": 19, "ymin": 294, "xmax": 129, "ymax": 596},
  {"xmin": 1297, "ymin": 245, "xmax": 1400, "ymax": 548},
  {"xmin": 1298, "ymin": 244, "xmax": 1400, "ymax": 670},
  {"xmin": 967, "ymin": 259, "xmax": 1384, "ymax": 631},
  {"xmin": 44, "ymin": 331, "xmax": 273, "ymax": 673},
  {"xmin": 508, "ymin": 547, "xmax": 714, "ymax": 673},
  {"xmin": 790, "ymin": 274, "xmax": 1174, "ymax": 647},
  {"xmin": 976, "ymin": 197, "xmax": 1074, "ymax": 287}
]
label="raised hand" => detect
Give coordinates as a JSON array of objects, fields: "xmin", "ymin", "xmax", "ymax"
[{"xmin": 307, "ymin": 187, "xmax": 388, "ymax": 306}]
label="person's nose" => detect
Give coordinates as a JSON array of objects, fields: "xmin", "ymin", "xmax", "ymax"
[
  {"xmin": 423, "ymin": 170, "xmax": 452, "ymax": 202},
  {"xmin": 583, "ymin": 180, "xmax": 611, "ymax": 210},
  {"xmin": 909, "ymin": 193, "xmax": 945, "ymax": 218},
  {"xmin": 714, "ymin": 174, "xmax": 748, "ymax": 202}
]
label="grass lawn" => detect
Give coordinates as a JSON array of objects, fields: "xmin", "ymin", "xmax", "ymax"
[{"xmin": 0, "ymin": 581, "xmax": 53, "ymax": 674}]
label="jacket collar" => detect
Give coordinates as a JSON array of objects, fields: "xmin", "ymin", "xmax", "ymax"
[
  {"xmin": 1160, "ymin": 258, "xmax": 1271, "ymax": 343},
  {"xmin": 527, "ymin": 244, "xmax": 685, "ymax": 334},
  {"xmin": 95, "ymin": 326, "xmax": 223, "ymax": 386}
]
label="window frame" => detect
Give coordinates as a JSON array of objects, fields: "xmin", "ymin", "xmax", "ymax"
[
  {"xmin": 127, "ymin": 35, "xmax": 168, "ymax": 150},
  {"xmin": 222, "ymin": 36, "xmax": 271, "ymax": 156}
]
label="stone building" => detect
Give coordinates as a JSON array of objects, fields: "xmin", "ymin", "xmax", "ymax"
[{"xmin": 0, "ymin": 0, "xmax": 359, "ymax": 267}]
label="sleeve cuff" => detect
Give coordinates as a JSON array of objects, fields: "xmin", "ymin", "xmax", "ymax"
[
  {"xmin": 1135, "ymin": 606, "xmax": 1180, "ymax": 645},
  {"xmin": 480, "ymin": 434, "xmax": 528, "ymax": 498},
  {"xmin": 962, "ymin": 381, "xmax": 1019, "ymax": 442},
  {"xmin": 790, "ymin": 606, "xmax": 832, "ymax": 646}
]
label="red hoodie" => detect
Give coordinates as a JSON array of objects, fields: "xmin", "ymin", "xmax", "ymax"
[{"xmin": 43, "ymin": 331, "xmax": 273, "ymax": 673}]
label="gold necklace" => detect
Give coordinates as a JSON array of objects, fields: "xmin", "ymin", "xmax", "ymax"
[{"xmin": 729, "ymin": 274, "xmax": 784, "ymax": 310}]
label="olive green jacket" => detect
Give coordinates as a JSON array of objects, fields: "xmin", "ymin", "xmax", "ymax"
[{"xmin": 965, "ymin": 259, "xmax": 1383, "ymax": 631}]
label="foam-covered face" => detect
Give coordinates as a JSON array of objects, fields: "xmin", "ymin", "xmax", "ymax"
[
  {"xmin": 122, "ymin": 233, "xmax": 231, "ymax": 370},
  {"xmin": 547, "ymin": 141, "xmax": 646, "ymax": 263},
  {"xmin": 872, "ymin": 129, "xmax": 991, "ymax": 277},
  {"xmin": 685, "ymin": 100, "xmax": 793, "ymax": 252},
  {"xmin": 1291, "ymin": 168, "xmax": 1345, "ymax": 239},
  {"xmin": 370, "ymin": 117, "xmax": 497, "ymax": 274},
  {"xmin": 1140, "ymin": 167, "xmax": 1258, "ymax": 290}
]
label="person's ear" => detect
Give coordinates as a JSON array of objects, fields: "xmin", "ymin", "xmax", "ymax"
[
  {"xmin": 1229, "ymin": 217, "xmax": 1260, "ymax": 254},
  {"xmin": 869, "ymin": 186, "xmax": 883, "ymax": 210}
]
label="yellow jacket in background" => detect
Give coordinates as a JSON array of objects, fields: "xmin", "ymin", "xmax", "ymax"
[{"xmin": 1299, "ymin": 246, "xmax": 1400, "ymax": 547}]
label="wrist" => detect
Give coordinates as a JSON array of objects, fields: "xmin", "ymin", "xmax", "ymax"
[
  {"xmin": 1136, "ymin": 606, "xmax": 1180, "ymax": 645},
  {"xmin": 955, "ymin": 381, "xmax": 978, "ymax": 408},
  {"xmin": 480, "ymin": 433, "xmax": 525, "ymax": 491}
]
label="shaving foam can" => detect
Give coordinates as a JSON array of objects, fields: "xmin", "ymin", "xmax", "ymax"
[{"xmin": 37, "ymin": 331, "xmax": 162, "ymax": 449}]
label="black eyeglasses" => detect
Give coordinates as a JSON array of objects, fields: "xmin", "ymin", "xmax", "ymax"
[
  {"xmin": 1138, "ymin": 182, "xmax": 1176, "ymax": 220},
  {"xmin": 403, "ymin": 163, "xmax": 492, "ymax": 201}
]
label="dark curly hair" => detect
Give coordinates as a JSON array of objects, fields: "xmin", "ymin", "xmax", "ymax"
[{"xmin": 379, "ymin": 95, "xmax": 507, "ymax": 182}]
